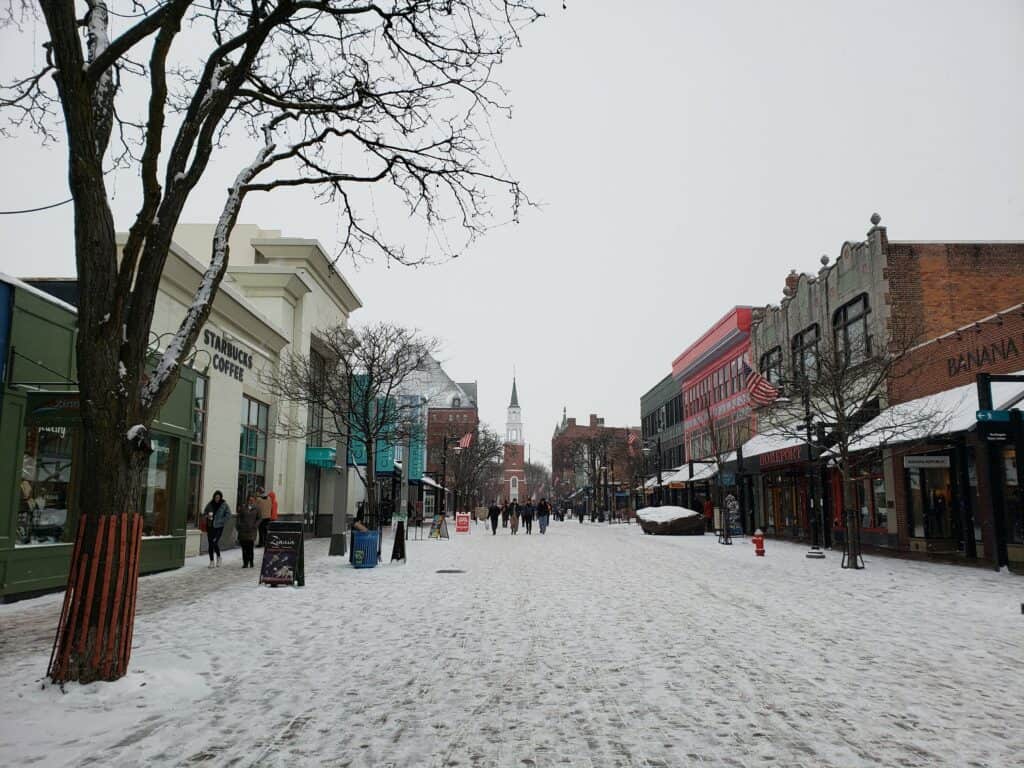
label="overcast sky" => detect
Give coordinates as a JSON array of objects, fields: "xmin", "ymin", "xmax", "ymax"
[{"xmin": 2, "ymin": 1, "xmax": 1023, "ymax": 467}]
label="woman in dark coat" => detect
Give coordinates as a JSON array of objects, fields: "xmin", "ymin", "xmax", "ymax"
[
  {"xmin": 236, "ymin": 492, "xmax": 261, "ymax": 568},
  {"xmin": 203, "ymin": 491, "xmax": 231, "ymax": 568}
]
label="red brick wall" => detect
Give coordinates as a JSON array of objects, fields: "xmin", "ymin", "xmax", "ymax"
[
  {"xmin": 889, "ymin": 304, "xmax": 1024, "ymax": 404},
  {"xmin": 885, "ymin": 243, "xmax": 1024, "ymax": 348},
  {"xmin": 426, "ymin": 408, "xmax": 479, "ymax": 474}
]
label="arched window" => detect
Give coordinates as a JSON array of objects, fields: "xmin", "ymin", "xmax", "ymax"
[
  {"xmin": 510, "ymin": 476, "xmax": 519, "ymax": 500},
  {"xmin": 833, "ymin": 293, "xmax": 871, "ymax": 365}
]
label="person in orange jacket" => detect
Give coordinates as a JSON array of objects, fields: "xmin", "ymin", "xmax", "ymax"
[{"xmin": 256, "ymin": 485, "xmax": 278, "ymax": 547}]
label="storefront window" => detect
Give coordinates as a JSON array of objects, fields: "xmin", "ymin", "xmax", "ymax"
[
  {"xmin": 187, "ymin": 375, "xmax": 208, "ymax": 527},
  {"xmin": 906, "ymin": 463, "xmax": 954, "ymax": 539},
  {"xmin": 238, "ymin": 395, "xmax": 269, "ymax": 510},
  {"xmin": 140, "ymin": 435, "xmax": 176, "ymax": 536},
  {"xmin": 1004, "ymin": 447, "xmax": 1022, "ymax": 545},
  {"xmin": 18, "ymin": 424, "xmax": 76, "ymax": 546},
  {"xmin": 872, "ymin": 476, "xmax": 887, "ymax": 529}
]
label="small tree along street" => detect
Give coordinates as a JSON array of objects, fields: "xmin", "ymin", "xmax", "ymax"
[
  {"xmin": 760, "ymin": 323, "xmax": 945, "ymax": 569},
  {"xmin": 1, "ymin": 0, "xmax": 541, "ymax": 683},
  {"xmin": 264, "ymin": 321, "xmax": 437, "ymax": 531}
]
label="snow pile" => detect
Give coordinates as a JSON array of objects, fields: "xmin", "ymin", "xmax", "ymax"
[{"xmin": 635, "ymin": 505, "xmax": 700, "ymax": 524}]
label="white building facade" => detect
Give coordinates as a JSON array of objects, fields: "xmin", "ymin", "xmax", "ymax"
[{"xmin": 140, "ymin": 224, "xmax": 362, "ymax": 552}]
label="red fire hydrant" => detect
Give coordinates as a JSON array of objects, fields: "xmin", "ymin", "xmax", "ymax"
[{"xmin": 753, "ymin": 528, "xmax": 765, "ymax": 557}]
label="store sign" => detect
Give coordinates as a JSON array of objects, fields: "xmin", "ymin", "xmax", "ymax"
[
  {"xmin": 903, "ymin": 455, "xmax": 950, "ymax": 469},
  {"xmin": 759, "ymin": 445, "xmax": 802, "ymax": 469},
  {"xmin": 202, "ymin": 329, "xmax": 254, "ymax": 382},
  {"xmin": 947, "ymin": 334, "xmax": 1021, "ymax": 378}
]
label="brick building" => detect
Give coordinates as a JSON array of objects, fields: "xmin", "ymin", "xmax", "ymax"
[
  {"xmin": 849, "ymin": 303, "xmax": 1024, "ymax": 568},
  {"xmin": 744, "ymin": 214, "xmax": 1024, "ymax": 564},
  {"xmin": 551, "ymin": 412, "xmax": 638, "ymax": 510}
]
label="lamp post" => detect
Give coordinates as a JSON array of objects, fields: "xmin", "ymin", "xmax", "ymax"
[
  {"xmin": 439, "ymin": 434, "xmax": 462, "ymax": 517},
  {"xmin": 642, "ymin": 436, "xmax": 663, "ymax": 507},
  {"xmin": 803, "ymin": 384, "xmax": 826, "ymax": 559},
  {"xmin": 609, "ymin": 458, "xmax": 615, "ymax": 523}
]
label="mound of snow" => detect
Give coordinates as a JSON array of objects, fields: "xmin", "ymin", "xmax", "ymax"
[{"xmin": 636, "ymin": 505, "xmax": 701, "ymax": 524}]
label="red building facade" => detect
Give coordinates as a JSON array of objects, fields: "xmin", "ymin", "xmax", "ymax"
[{"xmin": 672, "ymin": 307, "xmax": 756, "ymax": 461}]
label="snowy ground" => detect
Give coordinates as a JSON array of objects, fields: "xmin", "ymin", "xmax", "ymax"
[{"xmin": 1, "ymin": 521, "xmax": 1022, "ymax": 768}]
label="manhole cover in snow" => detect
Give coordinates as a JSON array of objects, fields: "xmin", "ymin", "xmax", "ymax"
[{"xmin": 435, "ymin": 569, "xmax": 465, "ymax": 574}]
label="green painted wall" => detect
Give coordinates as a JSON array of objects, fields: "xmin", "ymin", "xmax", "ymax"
[{"xmin": 0, "ymin": 284, "xmax": 196, "ymax": 599}]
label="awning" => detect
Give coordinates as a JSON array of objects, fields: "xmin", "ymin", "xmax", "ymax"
[
  {"xmin": 418, "ymin": 475, "xmax": 447, "ymax": 492},
  {"xmin": 838, "ymin": 369, "xmax": 1024, "ymax": 455},
  {"xmin": 663, "ymin": 461, "xmax": 721, "ymax": 486}
]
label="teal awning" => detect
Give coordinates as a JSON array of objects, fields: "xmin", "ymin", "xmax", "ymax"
[{"xmin": 305, "ymin": 446, "xmax": 336, "ymax": 469}]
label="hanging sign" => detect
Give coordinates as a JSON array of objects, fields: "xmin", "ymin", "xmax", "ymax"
[
  {"xmin": 455, "ymin": 513, "xmax": 471, "ymax": 534},
  {"xmin": 903, "ymin": 455, "xmax": 950, "ymax": 469}
]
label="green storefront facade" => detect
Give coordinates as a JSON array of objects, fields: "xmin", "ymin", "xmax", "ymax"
[{"xmin": 0, "ymin": 277, "xmax": 195, "ymax": 600}]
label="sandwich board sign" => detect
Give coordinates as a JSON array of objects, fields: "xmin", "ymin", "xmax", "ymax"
[
  {"xmin": 455, "ymin": 512, "xmax": 471, "ymax": 534},
  {"xmin": 428, "ymin": 514, "xmax": 450, "ymax": 540},
  {"xmin": 259, "ymin": 521, "xmax": 304, "ymax": 587}
]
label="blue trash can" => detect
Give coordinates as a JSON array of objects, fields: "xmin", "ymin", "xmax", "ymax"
[{"xmin": 351, "ymin": 530, "xmax": 379, "ymax": 569}]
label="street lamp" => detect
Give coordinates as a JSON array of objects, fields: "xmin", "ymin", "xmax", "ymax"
[
  {"xmin": 439, "ymin": 434, "xmax": 463, "ymax": 517},
  {"xmin": 803, "ymin": 385, "xmax": 826, "ymax": 560},
  {"xmin": 641, "ymin": 436, "xmax": 663, "ymax": 506}
]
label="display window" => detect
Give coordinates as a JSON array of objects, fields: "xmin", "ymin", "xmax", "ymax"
[
  {"xmin": 140, "ymin": 435, "xmax": 176, "ymax": 536},
  {"xmin": 238, "ymin": 395, "xmax": 269, "ymax": 510},
  {"xmin": 906, "ymin": 463, "xmax": 955, "ymax": 539},
  {"xmin": 18, "ymin": 424, "xmax": 76, "ymax": 547},
  {"xmin": 1003, "ymin": 447, "xmax": 1022, "ymax": 545}
]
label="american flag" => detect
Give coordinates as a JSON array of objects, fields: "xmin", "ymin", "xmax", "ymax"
[
  {"xmin": 457, "ymin": 431, "xmax": 473, "ymax": 449},
  {"xmin": 743, "ymin": 361, "xmax": 779, "ymax": 406}
]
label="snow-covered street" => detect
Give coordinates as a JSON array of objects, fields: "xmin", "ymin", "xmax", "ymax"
[{"xmin": 1, "ymin": 521, "xmax": 1022, "ymax": 767}]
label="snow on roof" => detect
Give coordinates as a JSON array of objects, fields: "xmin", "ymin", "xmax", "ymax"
[
  {"xmin": 841, "ymin": 370, "xmax": 1024, "ymax": 454},
  {"xmin": 0, "ymin": 272, "xmax": 77, "ymax": 314},
  {"xmin": 740, "ymin": 428, "xmax": 805, "ymax": 459}
]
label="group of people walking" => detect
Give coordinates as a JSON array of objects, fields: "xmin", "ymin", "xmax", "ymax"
[
  {"xmin": 201, "ymin": 486, "xmax": 278, "ymax": 568},
  {"xmin": 487, "ymin": 498, "xmax": 553, "ymax": 536}
]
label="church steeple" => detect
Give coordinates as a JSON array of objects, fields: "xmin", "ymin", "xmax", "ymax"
[{"xmin": 505, "ymin": 376, "xmax": 523, "ymax": 446}]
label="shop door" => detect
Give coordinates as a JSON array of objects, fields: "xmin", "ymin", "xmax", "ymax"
[
  {"xmin": 302, "ymin": 465, "xmax": 320, "ymax": 534},
  {"xmin": 770, "ymin": 486, "xmax": 783, "ymax": 533}
]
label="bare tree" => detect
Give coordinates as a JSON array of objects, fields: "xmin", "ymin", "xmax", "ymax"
[
  {"xmin": 264, "ymin": 322, "xmax": 437, "ymax": 530},
  {"xmin": 760, "ymin": 325, "xmax": 945, "ymax": 568},
  {"xmin": 449, "ymin": 426, "xmax": 504, "ymax": 510},
  {"xmin": 565, "ymin": 431, "xmax": 613, "ymax": 516},
  {"xmin": 523, "ymin": 460, "xmax": 551, "ymax": 499},
  {"xmin": 3, "ymin": 0, "xmax": 540, "ymax": 683}
]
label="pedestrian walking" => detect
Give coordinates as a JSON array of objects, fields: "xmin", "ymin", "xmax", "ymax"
[
  {"xmin": 538, "ymin": 498, "xmax": 551, "ymax": 534},
  {"xmin": 488, "ymin": 501, "xmax": 501, "ymax": 535},
  {"xmin": 509, "ymin": 501, "xmax": 520, "ymax": 535},
  {"xmin": 703, "ymin": 496, "xmax": 714, "ymax": 532},
  {"xmin": 256, "ymin": 485, "xmax": 278, "ymax": 547},
  {"xmin": 237, "ymin": 493, "xmax": 260, "ymax": 568},
  {"xmin": 203, "ymin": 490, "xmax": 231, "ymax": 568},
  {"xmin": 522, "ymin": 501, "xmax": 535, "ymax": 534},
  {"xmin": 501, "ymin": 501, "xmax": 509, "ymax": 529}
]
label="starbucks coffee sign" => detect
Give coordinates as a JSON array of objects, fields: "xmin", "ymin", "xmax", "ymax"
[{"xmin": 203, "ymin": 328, "xmax": 253, "ymax": 382}]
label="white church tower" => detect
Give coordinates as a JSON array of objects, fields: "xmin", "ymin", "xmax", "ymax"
[
  {"xmin": 506, "ymin": 377, "xmax": 524, "ymax": 445},
  {"xmin": 503, "ymin": 377, "xmax": 526, "ymax": 502}
]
